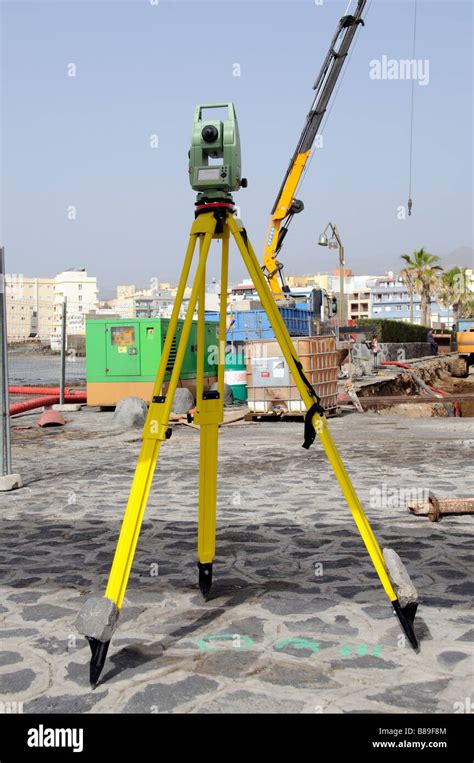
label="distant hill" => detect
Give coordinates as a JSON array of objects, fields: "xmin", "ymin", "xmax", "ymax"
[{"xmin": 441, "ymin": 246, "xmax": 474, "ymax": 270}]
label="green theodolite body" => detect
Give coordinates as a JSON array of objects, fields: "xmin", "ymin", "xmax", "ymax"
[{"xmin": 189, "ymin": 102, "xmax": 244, "ymax": 199}]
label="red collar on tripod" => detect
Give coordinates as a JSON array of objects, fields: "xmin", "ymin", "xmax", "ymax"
[{"xmin": 194, "ymin": 201, "xmax": 235, "ymax": 213}]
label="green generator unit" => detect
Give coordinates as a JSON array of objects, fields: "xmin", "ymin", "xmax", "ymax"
[{"xmin": 86, "ymin": 317, "xmax": 218, "ymax": 407}]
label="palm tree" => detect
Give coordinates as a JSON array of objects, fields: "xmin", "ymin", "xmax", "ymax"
[
  {"xmin": 437, "ymin": 267, "xmax": 474, "ymax": 324},
  {"xmin": 399, "ymin": 266, "xmax": 415, "ymax": 323},
  {"xmin": 400, "ymin": 248, "xmax": 443, "ymax": 326}
]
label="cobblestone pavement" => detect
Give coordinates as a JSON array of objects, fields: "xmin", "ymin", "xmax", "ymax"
[{"xmin": 0, "ymin": 408, "xmax": 472, "ymax": 714}]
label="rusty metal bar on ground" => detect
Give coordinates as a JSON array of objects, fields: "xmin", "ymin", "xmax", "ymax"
[
  {"xmin": 407, "ymin": 494, "xmax": 474, "ymax": 522},
  {"xmin": 358, "ymin": 395, "xmax": 474, "ymax": 405}
]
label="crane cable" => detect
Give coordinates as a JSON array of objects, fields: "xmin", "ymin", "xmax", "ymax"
[{"xmin": 407, "ymin": 0, "xmax": 418, "ymax": 216}]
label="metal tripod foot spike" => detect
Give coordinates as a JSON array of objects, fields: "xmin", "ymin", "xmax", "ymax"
[
  {"xmin": 87, "ymin": 637, "xmax": 110, "ymax": 689},
  {"xmin": 81, "ymin": 199, "xmax": 419, "ymax": 685},
  {"xmin": 392, "ymin": 601, "xmax": 419, "ymax": 650},
  {"xmin": 198, "ymin": 562, "xmax": 213, "ymax": 598}
]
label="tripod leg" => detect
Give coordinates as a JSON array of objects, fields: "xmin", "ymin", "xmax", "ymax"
[
  {"xmin": 106, "ymin": 222, "xmax": 215, "ymax": 608},
  {"xmin": 78, "ymin": 215, "xmax": 218, "ymax": 687},
  {"xmin": 195, "ymin": 227, "xmax": 228, "ymax": 596},
  {"xmin": 227, "ymin": 216, "xmax": 418, "ymax": 648}
]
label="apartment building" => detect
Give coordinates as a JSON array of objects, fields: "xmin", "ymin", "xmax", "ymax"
[
  {"xmin": 6, "ymin": 269, "xmax": 99, "ymax": 344},
  {"xmin": 369, "ymin": 273, "xmax": 450, "ymax": 326},
  {"xmin": 286, "ymin": 271, "xmax": 377, "ymax": 321},
  {"xmin": 51, "ymin": 269, "xmax": 99, "ymax": 343},
  {"xmin": 5, "ymin": 276, "xmax": 55, "ymax": 341}
]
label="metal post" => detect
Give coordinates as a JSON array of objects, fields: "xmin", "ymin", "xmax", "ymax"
[
  {"xmin": 0, "ymin": 248, "xmax": 12, "ymax": 475},
  {"xmin": 339, "ymin": 243, "xmax": 345, "ymax": 329},
  {"xmin": 318, "ymin": 222, "xmax": 345, "ymax": 341},
  {"xmin": 60, "ymin": 298, "xmax": 67, "ymax": 405}
]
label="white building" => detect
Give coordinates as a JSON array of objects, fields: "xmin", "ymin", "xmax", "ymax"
[
  {"xmin": 51, "ymin": 269, "xmax": 99, "ymax": 348},
  {"xmin": 5, "ymin": 275, "xmax": 56, "ymax": 341},
  {"xmin": 6, "ymin": 268, "xmax": 99, "ymax": 345}
]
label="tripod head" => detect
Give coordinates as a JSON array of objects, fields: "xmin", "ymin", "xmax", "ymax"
[{"xmin": 189, "ymin": 102, "xmax": 247, "ymax": 205}]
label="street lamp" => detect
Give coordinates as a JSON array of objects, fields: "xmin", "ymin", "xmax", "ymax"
[{"xmin": 318, "ymin": 222, "xmax": 346, "ymax": 332}]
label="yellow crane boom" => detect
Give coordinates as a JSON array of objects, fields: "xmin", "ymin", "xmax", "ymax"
[{"xmin": 262, "ymin": 0, "xmax": 366, "ymax": 297}]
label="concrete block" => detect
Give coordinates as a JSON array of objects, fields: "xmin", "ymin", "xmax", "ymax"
[
  {"xmin": 113, "ymin": 396, "xmax": 147, "ymax": 429},
  {"xmin": 171, "ymin": 388, "xmax": 194, "ymax": 414},
  {"xmin": 52, "ymin": 404, "xmax": 83, "ymax": 411},
  {"xmin": 0, "ymin": 473, "xmax": 23, "ymax": 492},
  {"xmin": 383, "ymin": 548, "xmax": 419, "ymax": 608},
  {"xmin": 76, "ymin": 595, "xmax": 119, "ymax": 642}
]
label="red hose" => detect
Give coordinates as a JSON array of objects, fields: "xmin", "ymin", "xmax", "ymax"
[
  {"xmin": 10, "ymin": 393, "xmax": 87, "ymax": 416},
  {"xmin": 380, "ymin": 361, "xmax": 412, "ymax": 370},
  {"xmin": 9, "ymin": 386, "xmax": 82, "ymax": 395},
  {"xmin": 10, "ymin": 396, "xmax": 59, "ymax": 415}
]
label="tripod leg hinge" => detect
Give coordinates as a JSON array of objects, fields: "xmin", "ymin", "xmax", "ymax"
[
  {"xmin": 143, "ymin": 399, "xmax": 173, "ymax": 440},
  {"xmin": 143, "ymin": 419, "xmax": 174, "ymax": 441},
  {"xmin": 302, "ymin": 402, "xmax": 325, "ymax": 450}
]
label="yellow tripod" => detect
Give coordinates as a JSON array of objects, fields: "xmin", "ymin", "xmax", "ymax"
[{"xmin": 79, "ymin": 202, "xmax": 418, "ymax": 688}]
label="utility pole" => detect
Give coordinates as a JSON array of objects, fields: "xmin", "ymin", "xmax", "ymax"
[
  {"xmin": 318, "ymin": 222, "xmax": 346, "ymax": 333},
  {"xmin": 0, "ymin": 247, "xmax": 22, "ymax": 490}
]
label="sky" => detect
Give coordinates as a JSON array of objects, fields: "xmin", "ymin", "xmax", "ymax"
[{"xmin": 1, "ymin": 0, "xmax": 473, "ymax": 298}]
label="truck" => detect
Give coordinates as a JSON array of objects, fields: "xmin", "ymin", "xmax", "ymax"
[{"xmin": 450, "ymin": 318, "xmax": 474, "ymax": 377}]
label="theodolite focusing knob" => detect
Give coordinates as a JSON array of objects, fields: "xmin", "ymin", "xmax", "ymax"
[{"xmin": 241, "ymin": 178, "xmax": 248, "ymax": 188}]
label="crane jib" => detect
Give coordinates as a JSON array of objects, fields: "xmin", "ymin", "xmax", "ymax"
[{"xmin": 270, "ymin": 0, "xmax": 366, "ymax": 217}]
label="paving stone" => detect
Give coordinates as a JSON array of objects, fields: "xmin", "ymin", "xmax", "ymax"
[
  {"xmin": 368, "ymin": 679, "xmax": 450, "ymax": 713},
  {"xmin": 65, "ymin": 661, "xmax": 96, "ymax": 689},
  {"xmin": 0, "ymin": 669, "xmax": 35, "ymax": 693},
  {"xmin": 456, "ymin": 628, "xmax": 474, "ymax": 642},
  {"xmin": 25, "ymin": 692, "xmax": 107, "ymax": 714},
  {"xmin": 33, "ymin": 636, "xmax": 81, "ymax": 656},
  {"xmin": 199, "ymin": 689, "xmax": 305, "ymax": 714},
  {"xmin": 446, "ymin": 582, "xmax": 474, "ymax": 596},
  {"xmin": 437, "ymin": 651, "xmax": 470, "ymax": 667},
  {"xmin": 9, "ymin": 578, "xmax": 42, "ymax": 588},
  {"xmin": 259, "ymin": 663, "xmax": 338, "ymax": 688},
  {"xmin": 193, "ymin": 650, "xmax": 259, "ymax": 678},
  {"xmin": 449, "ymin": 614, "xmax": 474, "ymax": 625},
  {"xmin": 331, "ymin": 655, "xmax": 398, "ymax": 669},
  {"xmin": 0, "ymin": 628, "xmax": 39, "ymax": 638},
  {"xmin": 284, "ymin": 615, "xmax": 358, "ymax": 637},
  {"xmin": 7, "ymin": 592, "xmax": 42, "ymax": 604},
  {"xmin": 21, "ymin": 604, "xmax": 76, "ymax": 622},
  {"xmin": 215, "ymin": 616, "xmax": 266, "ymax": 639},
  {"xmin": 273, "ymin": 638, "xmax": 337, "ymax": 657},
  {"xmin": 123, "ymin": 675, "xmax": 219, "ymax": 713},
  {"xmin": 362, "ymin": 605, "xmax": 393, "ymax": 620},
  {"xmin": 262, "ymin": 594, "xmax": 334, "ymax": 616},
  {"xmin": 0, "ymin": 651, "xmax": 23, "ymax": 667}
]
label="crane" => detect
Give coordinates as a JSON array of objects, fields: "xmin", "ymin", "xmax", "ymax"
[{"xmin": 262, "ymin": 0, "xmax": 367, "ymax": 298}]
